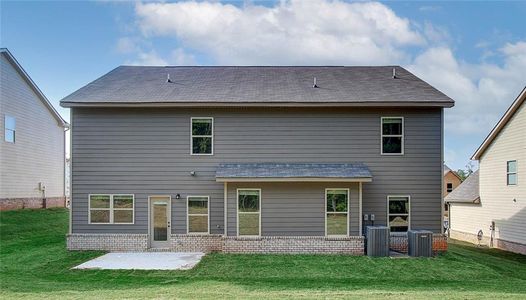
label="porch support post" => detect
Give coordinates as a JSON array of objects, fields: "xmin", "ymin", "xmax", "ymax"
[
  {"xmin": 224, "ymin": 182, "xmax": 228, "ymax": 236},
  {"xmin": 359, "ymin": 182, "xmax": 363, "ymax": 235}
]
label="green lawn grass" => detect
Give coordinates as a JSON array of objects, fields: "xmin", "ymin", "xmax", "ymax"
[{"xmin": 1, "ymin": 208, "xmax": 525, "ymax": 299}]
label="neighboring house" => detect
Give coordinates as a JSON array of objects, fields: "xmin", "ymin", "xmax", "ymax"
[
  {"xmin": 0, "ymin": 48, "xmax": 68, "ymax": 210},
  {"xmin": 61, "ymin": 66, "xmax": 453, "ymax": 254},
  {"xmin": 443, "ymin": 164, "xmax": 462, "ymax": 218},
  {"xmin": 446, "ymin": 87, "xmax": 525, "ymax": 255}
]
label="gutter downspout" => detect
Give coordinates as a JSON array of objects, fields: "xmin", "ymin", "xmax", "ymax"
[
  {"xmin": 67, "ymin": 112, "xmax": 72, "ymax": 235},
  {"xmin": 441, "ymin": 108, "xmax": 445, "ymax": 234},
  {"xmin": 224, "ymin": 182, "xmax": 228, "ymax": 236}
]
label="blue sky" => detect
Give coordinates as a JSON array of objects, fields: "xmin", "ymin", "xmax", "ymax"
[{"xmin": 1, "ymin": 1, "xmax": 525, "ymax": 170}]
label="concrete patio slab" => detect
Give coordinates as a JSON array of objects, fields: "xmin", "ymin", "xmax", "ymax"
[{"xmin": 73, "ymin": 252, "xmax": 205, "ymax": 270}]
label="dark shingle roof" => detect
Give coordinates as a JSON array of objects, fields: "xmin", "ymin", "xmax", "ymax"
[
  {"xmin": 60, "ymin": 66, "xmax": 454, "ymax": 107},
  {"xmin": 445, "ymin": 170, "xmax": 480, "ymax": 204},
  {"xmin": 216, "ymin": 163, "xmax": 372, "ymax": 181}
]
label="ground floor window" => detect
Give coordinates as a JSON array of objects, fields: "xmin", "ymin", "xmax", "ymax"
[
  {"xmin": 89, "ymin": 194, "xmax": 134, "ymax": 224},
  {"xmin": 388, "ymin": 195, "xmax": 410, "ymax": 232},
  {"xmin": 237, "ymin": 189, "xmax": 260, "ymax": 236},
  {"xmin": 325, "ymin": 189, "xmax": 349, "ymax": 236},
  {"xmin": 187, "ymin": 196, "xmax": 209, "ymax": 234}
]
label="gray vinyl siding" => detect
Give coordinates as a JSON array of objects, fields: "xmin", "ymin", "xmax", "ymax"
[
  {"xmin": 0, "ymin": 54, "xmax": 65, "ymax": 199},
  {"xmin": 227, "ymin": 182, "xmax": 360, "ymax": 236},
  {"xmin": 71, "ymin": 107, "xmax": 442, "ymax": 234}
]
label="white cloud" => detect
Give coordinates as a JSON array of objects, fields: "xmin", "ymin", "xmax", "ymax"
[
  {"xmin": 408, "ymin": 41, "xmax": 526, "ymax": 135},
  {"xmin": 134, "ymin": 0, "xmax": 424, "ymax": 65},
  {"xmin": 115, "ymin": 37, "xmax": 138, "ymax": 54},
  {"xmin": 127, "ymin": 50, "xmax": 167, "ymax": 66},
  {"xmin": 171, "ymin": 48, "xmax": 196, "ymax": 65}
]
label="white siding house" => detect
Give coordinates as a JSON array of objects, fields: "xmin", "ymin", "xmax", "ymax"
[
  {"xmin": 0, "ymin": 48, "xmax": 68, "ymax": 210},
  {"xmin": 447, "ymin": 87, "xmax": 526, "ymax": 255}
]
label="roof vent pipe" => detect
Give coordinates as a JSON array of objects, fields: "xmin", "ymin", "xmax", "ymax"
[
  {"xmin": 392, "ymin": 68, "xmax": 396, "ymax": 79},
  {"xmin": 167, "ymin": 73, "xmax": 172, "ymax": 83},
  {"xmin": 313, "ymin": 77, "xmax": 318, "ymax": 88}
]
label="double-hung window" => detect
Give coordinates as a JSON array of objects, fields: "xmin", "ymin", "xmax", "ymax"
[
  {"xmin": 507, "ymin": 160, "xmax": 517, "ymax": 186},
  {"xmin": 89, "ymin": 194, "xmax": 134, "ymax": 224},
  {"xmin": 187, "ymin": 196, "xmax": 209, "ymax": 234},
  {"xmin": 191, "ymin": 117, "xmax": 213, "ymax": 155},
  {"xmin": 4, "ymin": 115, "xmax": 15, "ymax": 143},
  {"xmin": 326, "ymin": 189, "xmax": 349, "ymax": 236},
  {"xmin": 447, "ymin": 183, "xmax": 453, "ymax": 193},
  {"xmin": 381, "ymin": 117, "xmax": 404, "ymax": 155},
  {"xmin": 237, "ymin": 189, "xmax": 260, "ymax": 236},
  {"xmin": 388, "ymin": 196, "xmax": 410, "ymax": 232}
]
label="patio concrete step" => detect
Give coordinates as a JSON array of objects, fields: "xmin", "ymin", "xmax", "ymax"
[{"xmin": 147, "ymin": 248, "xmax": 172, "ymax": 252}]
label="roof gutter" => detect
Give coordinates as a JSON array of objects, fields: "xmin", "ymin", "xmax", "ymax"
[{"xmin": 60, "ymin": 100, "xmax": 454, "ymax": 108}]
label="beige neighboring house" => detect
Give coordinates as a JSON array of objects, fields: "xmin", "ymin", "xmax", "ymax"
[
  {"xmin": 446, "ymin": 87, "xmax": 525, "ymax": 255},
  {"xmin": 0, "ymin": 48, "xmax": 68, "ymax": 210}
]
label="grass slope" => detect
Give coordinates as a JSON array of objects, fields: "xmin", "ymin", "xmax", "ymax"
[{"xmin": 1, "ymin": 208, "xmax": 525, "ymax": 299}]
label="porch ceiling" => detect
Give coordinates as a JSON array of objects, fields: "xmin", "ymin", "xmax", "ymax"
[{"xmin": 215, "ymin": 163, "xmax": 372, "ymax": 183}]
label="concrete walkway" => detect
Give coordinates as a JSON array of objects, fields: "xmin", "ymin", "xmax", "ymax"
[{"xmin": 73, "ymin": 252, "xmax": 205, "ymax": 270}]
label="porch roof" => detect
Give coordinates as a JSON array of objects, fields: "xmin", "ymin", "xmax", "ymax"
[{"xmin": 215, "ymin": 163, "xmax": 372, "ymax": 182}]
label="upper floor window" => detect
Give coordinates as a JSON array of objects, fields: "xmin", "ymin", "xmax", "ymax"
[
  {"xmin": 381, "ymin": 117, "xmax": 404, "ymax": 155},
  {"xmin": 446, "ymin": 183, "xmax": 453, "ymax": 193},
  {"xmin": 507, "ymin": 160, "xmax": 517, "ymax": 186},
  {"xmin": 191, "ymin": 117, "xmax": 213, "ymax": 155},
  {"xmin": 388, "ymin": 195, "xmax": 410, "ymax": 232},
  {"xmin": 4, "ymin": 115, "xmax": 15, "ymax": 143}
]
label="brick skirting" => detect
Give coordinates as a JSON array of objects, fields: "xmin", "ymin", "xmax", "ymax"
[
  {"xmin": 0, "ymin": 196, "xmax": 66, "ymax": 211},
  {"xmin": 171, "ymin": 234, "xmax": 223, "ymax": 252},
  {"xmin": 450, "ymin": 230, "xmax": 526, "ymax": 255},
  {"xmin": 223, "ymin": 236, "xmax": 364, "ymax": 254},
  {"xmin": 68, "ymin": 234, "xmax": 364, "ymax": 254},
  {"xmin": 390, "ymin": 233, "xmax": 448, "ymax": 254},
  {"xmin": 67, "ymin": 233, "xmax": 450, "ymax": 255},
  {"xmin": 67, "ymin": 234, "xmax": 149, "ymax": 251}
]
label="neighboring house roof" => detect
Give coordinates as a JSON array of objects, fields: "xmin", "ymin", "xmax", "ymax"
[
  {"xmin": 60, "ymin": 66, "xmax": 454, "ymax": 108},
  {"xmin": 444, "ymin": 170, "xmax": 480, "ymax": 204},
  {"xmin": 444, "ymin": 164, "xmax": 462, "ymax": 181},
  {"xmin": 472, "ymin": 86, "xmax": 526, "ymax": 160},
  {"xmin": 1, "ymin": 48, "xmax": 67, "ymax": 127},
  {"xmin": 216, "ymin": 163, "xmax": 372, "ymax": 182}
]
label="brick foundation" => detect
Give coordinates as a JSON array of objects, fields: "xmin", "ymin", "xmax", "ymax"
[
  {"xmin": 223, "ymin": 236, "xmax": 364, "ymax": 254},
  {"xmin": 450, "ymin": 230, "xmax": 526, "ymax": 255},
  {"xmin": 0, "ymin": 196, "xmax": 66, "ymax": 211},
  {"xmin": 171, "ymin": 234, "xmax": 223, "ymax": 252},
  {"xmin": 68, "ymin": 234, "xmax": 364, "ymax": 254},
  {"xmin": 67, "ymin": 234, "xmax": 148, "ymax": 251},
  {"xmin": 390, "ymin": 233, "xmax": 448, "ymax": 254}
]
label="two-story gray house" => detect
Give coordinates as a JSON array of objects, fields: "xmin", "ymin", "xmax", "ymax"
[{"xmin": 61, "ymin": 66, "xmax": 454, "ymax": 254}]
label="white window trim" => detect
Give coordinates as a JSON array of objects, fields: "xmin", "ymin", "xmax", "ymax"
[
  {"xmin": 380, "ymin": 117, "xmax": 404, "ymax": 155},
  {"xmin": 186, "ymin": 195, "xmax": 210, "ymax": 234},
  {"xmin": 446, "ymin": 182, "xmax": 453, "ymax": 193},
  {"xmin": 325, "ymin": 188, "xmax": 350, "ymax": 237},
  {"xmin": 4, "ymin": 115, "xmax": 15, "ymax": 143},
  {"xmin": 236, "ymin": 188, "xmax": 261, "ymax": 237},
  {"xmin": 507, "ymin": 160, "xmax": 518, "ymax": 186},
  {"xmin": 88, "ymin": 194, "xmax": 135, "ymax": 224},
  {"xmin": 190, "ymin": 117, "xmax": 214, "ymax": 156},
  {"xmin": 387, "ymin": 195, "xmax": 411, "ymax": 232}
]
